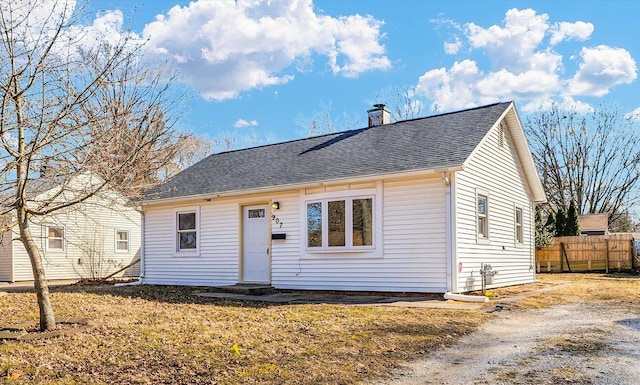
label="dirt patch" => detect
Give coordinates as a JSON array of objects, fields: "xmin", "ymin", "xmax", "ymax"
[{"xmin": 375, "ymin": 302, "xmax": 640, "ymax": 384}]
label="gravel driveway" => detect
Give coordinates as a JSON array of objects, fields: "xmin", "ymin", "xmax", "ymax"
[{"xmin": 375, "ymin": 302, "xmax": 640, "ymax": 384}]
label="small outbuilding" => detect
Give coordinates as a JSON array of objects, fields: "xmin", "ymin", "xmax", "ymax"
[{"xmin": 141, "ymin": 102, "xmax": 546, "ymax": 293}]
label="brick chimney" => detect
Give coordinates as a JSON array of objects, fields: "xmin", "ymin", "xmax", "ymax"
[{"xmin": 367, "ymin": 104, "xmax": 391, "ymax": 127}]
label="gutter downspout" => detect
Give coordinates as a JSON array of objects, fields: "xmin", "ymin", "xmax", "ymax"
[
  {"xmin": 444, "ymin": 172, "xmax": 452, "ymax": 293},
  {"xmin": 443, "ymin": 171, "xmax": 459, "ymax": 293}
]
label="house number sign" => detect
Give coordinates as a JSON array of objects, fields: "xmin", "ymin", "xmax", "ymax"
[{"xmin": 271, "ymin": 214, "xmax": 284, "ymax": 228}]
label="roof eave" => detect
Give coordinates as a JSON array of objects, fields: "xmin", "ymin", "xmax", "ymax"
[{"xmin": 141, "ymin": 165, "xmax": 465, "ymax": 207}]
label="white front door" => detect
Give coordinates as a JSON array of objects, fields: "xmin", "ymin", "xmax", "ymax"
[{"xmin": 242, "ymin": 205, "xmax": 270, "ymax": 283}]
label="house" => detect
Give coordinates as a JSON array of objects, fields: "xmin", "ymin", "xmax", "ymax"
[
  {"xmin": 140, "ymin": 101, "xmax": 546, "ymax": 293},
  {"xmin": 578, "ymin": 213, "xmax": 609, "ymax": 236},
  {"xmin": 0, "ymin": 173, "xmax": 141, "ymax": 282}
]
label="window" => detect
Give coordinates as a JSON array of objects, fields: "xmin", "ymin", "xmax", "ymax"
[
  {"xmin": 306, "ymin": 196, "xmax": 374, "ymax": 250},
  {"xmin": 307, "ymin": 202, "xmax": 322, "ymax": 248},
  {"xmin": 116, "ymin": 230, "xmax": 129, "ymax": 252},
  {"xmin": 515, "ymin": 207, "xmax": 523, "ymax": 244},
  {"xmin": 47, "ymin": 226, "xmax": 64, "ymax": 250},
  {"xmin": 177, "ymin": 211, "xmax": 198, "ymax": 252},
  {"xmin": 477, "ymin": 194, "xmax": 489, "ymax": 240}
]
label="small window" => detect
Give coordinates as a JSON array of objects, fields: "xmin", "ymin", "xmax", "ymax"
[
  {"xmin": 328, "ymin": 200, "xmax": 346, "ymax": 247},
  {"xmin": 352, "ymin": 198, "xmax": 373, "ymax": 246},
  {"xmin": 177, "ymin": 212, "xmax": 197, "ymax": 251},
  {"xmin": 116, "ymin": 230, "xmax": 130, "ymax": 252},
  {"xmin": 515, "ymin": 207, "xmax": 523, "ymax": 244},
  {"xmin": 307, "ymin": 202, "xmax": 322, "ymax": 248},
  {"xmin": 47, "ymin": 226, "xmax": 64, "ymax": 250},
  {"xmin": 248, "ymin": 209, "xmax": 265, "ymax": 218},
  {"xmin": 477, "ymin": 194, "xmax": 489, "ymax": 240}
]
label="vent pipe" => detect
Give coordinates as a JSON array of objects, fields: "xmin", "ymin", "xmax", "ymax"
[{"xmin": 367, "ymin": 103, "xmax": 391, "ymax": 127}]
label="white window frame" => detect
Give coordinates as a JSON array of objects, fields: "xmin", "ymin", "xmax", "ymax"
[
  {"xmin": 302, "ymin": 186, "xmax": 381, "ymax": 256},
  {"xmin": 476, "ymin": 191, "xmax": 489, "ymax": 242},
  {"xmin": 514, "ymin": 206, "xmax": 524, "ymax": 245},
  {"xmin": 174, "ymin": 206, "xmax": 200, "ymax": 257},
  {"xmin": 306, "ymin": 195, "xmax": 375, "ymax": 251},
  {"xmin": 46, "ymin": 225, "xmax": 65, "ymax": 251},
  {"xmin": 115, "ymin": 229, "xmax": 130, "ymax": 253}
]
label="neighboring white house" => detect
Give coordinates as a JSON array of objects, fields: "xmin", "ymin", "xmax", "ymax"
[
  {"xmin": 0, "ymin": 174, "xmax": 141, "ymax": 282},
  {"xmin": 141, "ymin": 102, "xmax": 546, "ymax": 293}
]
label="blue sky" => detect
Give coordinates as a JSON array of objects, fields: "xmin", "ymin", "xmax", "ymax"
[{"xmin": 83, "ymin": 0, "xmax": 640, "ymax": 149}]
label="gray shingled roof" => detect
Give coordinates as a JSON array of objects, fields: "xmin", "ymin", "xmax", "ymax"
[{"xmin": 144, "ymin": 102, "xmax": 511, "ymax": 202}]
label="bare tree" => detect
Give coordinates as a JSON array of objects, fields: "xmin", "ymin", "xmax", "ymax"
[
  {"xmin": 526, "ymin": 103, "xmax": 640, "ymax": 227},
  {"xmin": 0, "ymin": 0, "xmax": 185, "ymax": 330},
  {"xmin": 372, "ymin": 85, "xmax": 426, "ymax": 122},
  {"xmin": 295, "ymin": 101, "xmax": 360, "ymax": 136}
]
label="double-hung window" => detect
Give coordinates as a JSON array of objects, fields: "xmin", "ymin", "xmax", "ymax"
[
  {"xmin": 306, "ymin": 196, "xmax": 374, "ymax": 250},
  {"xmin": 47, "ymin": 226, "xmax": 64, "ymax": 251},
  {"xmin": 477, "ymin": 193, "xmax": 489, "ymax": 240},
  {"xmin": 116, "ymin": 230, "xmax": 130, "ymax": 252},
  {"xmin": 175, "ymin": 208, "xmax": 199, "ymax": 255},
  {"xmin": 515, "ymin": 207, "xmax": 524, "ymax": 244}
]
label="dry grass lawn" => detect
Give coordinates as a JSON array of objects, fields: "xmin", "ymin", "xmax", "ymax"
[{"xmin": 1, "ymin": 273, "xmax": 638, "ymax": 384}]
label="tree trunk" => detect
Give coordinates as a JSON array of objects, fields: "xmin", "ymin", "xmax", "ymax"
[{"xmin": 17, "ymin": 208, "xmax": 56, "ymax": 331}]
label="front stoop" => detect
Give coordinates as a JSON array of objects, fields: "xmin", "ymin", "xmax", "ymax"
[{"xmin": 215, "ymin": 284, "xmax": 275, "ymax": 296}]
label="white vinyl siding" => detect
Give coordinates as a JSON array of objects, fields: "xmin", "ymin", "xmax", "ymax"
[
  {"xmin": 144, "ymin": 201, "xmax": 240, "ymax": 286},
  {"xmin": 281, "ymin": 178, "xmax": 447, "ymax": 293},
  {"xmin": 144, "ymin": 177, "xmax": 448, "ymax": 293},
  {"xmin": 0, "ymin": 215, "xmax": 13, "ymax": 281},
  {"xmin": 10, "ymin": 191, "xmax": 141, "ymax": 281},
  {"xmin": 454, "ymin": 119, "xmax": 535, "ymax": 292}
]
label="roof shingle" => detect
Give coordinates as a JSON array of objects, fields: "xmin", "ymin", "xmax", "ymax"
[{"xmin": 144, "ymin": 102, "xmax": 511, "ymax": 201}]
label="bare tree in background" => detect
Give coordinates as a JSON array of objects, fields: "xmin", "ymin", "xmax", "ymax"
[
  {"xmin": 372, "ymin": 85, "xmax": 426, "ymax": 122},
  {"xmin": 295, "ymin": 101, "xmax": 360, "ymax": 136},
  {"xmin": 526, "ymin": 103, "xmax": 640, "ymax": 229},
  {"xmin": 0, "ymin": 0, "xmax": 189, "ymax": 331}
]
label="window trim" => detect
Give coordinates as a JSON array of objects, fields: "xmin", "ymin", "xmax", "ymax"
[
  {"xmin": 301, "ymin": 185, "xmax": 382, "ymax": 257},
  {"xmin": 115, "ymin": 229, "xmax": 130, "ymax": 253},
  {"xmin": 173, "ymin": 206, "xmax": 200, "ymax": 257},
  {"xmin": 46, "ymin": 225, "xmax": 65, "ymax": 252},
  {"xmin": 306, "ymin": 195, "xmax": 375, "ymax": 251},
  {"xmin": 476, "ymin": 190, "xmax": 489, "ymax": 242},
  {"xmin": 514, "ymin": 205, "xmax": 524, "ymax": 245}
]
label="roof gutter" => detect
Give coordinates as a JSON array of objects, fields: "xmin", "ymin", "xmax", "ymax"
[{"xmin": 141, "ymin": 165, "xmax": 465, "ymax": 207}]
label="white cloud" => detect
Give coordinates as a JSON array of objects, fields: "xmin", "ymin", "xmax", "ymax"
[
  {"xmin": 417, "ymin": 60, "xmax": 483, "ymax": 111},
  {"xmin": 234, "ymin": 119, "xmax": 259, "ymax": 128},
  {"xmin": 625, "ymin": 106, "xmax": 640, "ymax": 122},
  {"xmin": 466, "ymin": 8, "xmax": 551, "ymax": 72},
  {"xmin": 420, "ymin": 8, "xmax": 637, "ymax": 113},
  {"xmin": 444, "ymin": 38, "xmax": 462, "ymax": 55},
  {"xmin": 142, "ymin": 0, "xmax": 390, "ymax": 101},
  {"xmin": 568, "ymin": 45, "xmax": 637, "ymax": 96},
  {"xmin": 521, "ymin": 97, "xmax": 594, "ymax": 114},
  {"xmin": 549, "ymin": 21, "xmax": 594, "ymax": 45}
]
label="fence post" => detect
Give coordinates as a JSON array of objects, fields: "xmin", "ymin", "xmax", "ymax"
[
  {"xmin": 560, "ymin": 242, "xmax": 564, "ymax": 272},
  {"xmin": 605, "ymin": 239, "xmax": 609, "ymax": 274},
  {"xmin": 632, "ymin": 240, "xmax": 636, "ymax": 271}
]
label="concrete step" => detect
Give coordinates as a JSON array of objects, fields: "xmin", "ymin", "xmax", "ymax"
[{"xmin": 215, "ymin": 284, "xmax": 274, "ymax": 296}]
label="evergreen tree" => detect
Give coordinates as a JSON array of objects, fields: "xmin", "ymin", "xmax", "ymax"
[
  {"xmin": 545, "ymin": 210, "xmax": 556, "ymax": 235},
  {"xmin": 535, "ymin": 206, "xmax": 554, "ymax": 249},
  {"xmin": 565, "ymin": 200, "xmax": 581, "ymax": 236},
  {"xmin": 555, "ymin": 208, "xmax": 567, "ymax": 237}
]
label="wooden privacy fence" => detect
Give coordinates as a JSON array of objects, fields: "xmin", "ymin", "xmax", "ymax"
[{"xmin": 536, "ymin": 234, "xmax": 639, "ymax": 273}]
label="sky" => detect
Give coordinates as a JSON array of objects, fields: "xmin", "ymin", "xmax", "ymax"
[{"xmin": 79, "ymin": 0, "xmax": 640, "ymax": 149}]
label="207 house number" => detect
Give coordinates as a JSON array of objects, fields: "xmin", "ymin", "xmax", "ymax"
[{"xmin": 272, "ymin": 214, "xmax": 283, "ymax": 228}]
